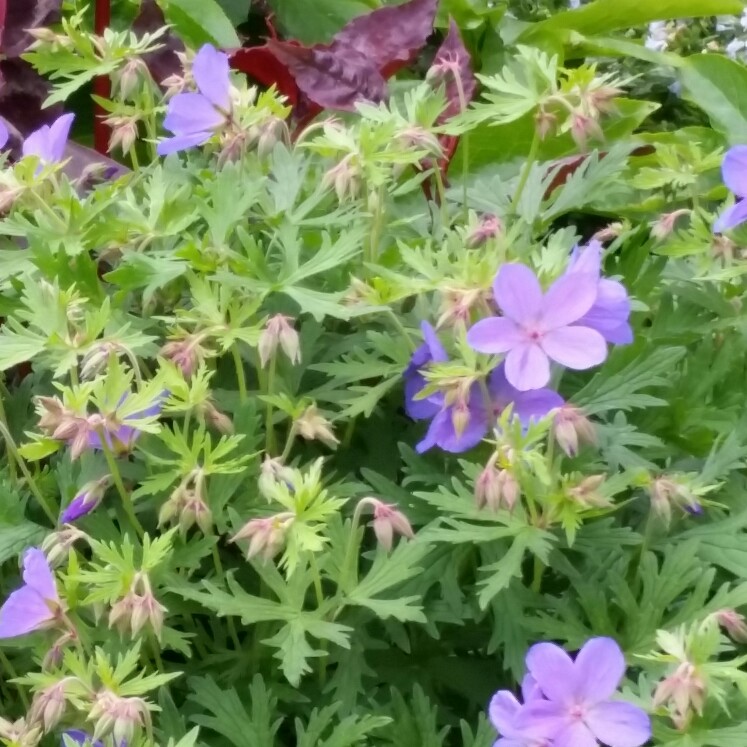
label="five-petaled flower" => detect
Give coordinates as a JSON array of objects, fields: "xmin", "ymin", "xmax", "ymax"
[
  {"xmin": 467, "ymin": 263, "xmax": 608, "ymax": 391},
  {"xmin": 0, "ymin": 548, "xmax": 62, "ymax": 638},
  {"xmin": 714, "ymin": 145, "xmax": 747, "ymax": 233},
  {"xmin": 22, "ymin": 113, "xmax": 75, "ymax": 169},
  {"xmin": 404, "ymin": 322, "xmax": 562, "ymax": 453},
  {"xmin": 157, "ymin": 44, "xmax": 233, "ymax": 155},
  {"xmin": 490, "ymin": 637, "xmax": 651, "ymax": 747}
]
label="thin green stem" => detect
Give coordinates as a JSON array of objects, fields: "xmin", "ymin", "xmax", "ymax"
[
  {"xmin": 231, "ymin": 344, "xmax": 248, "ymax": 405},
  {"xmin": 0, "ymin": 390, "xmax": 18, "ymax": 483},
  {"xmin": 98, "ymin": 430, "xmax": 144, "ymax": 538},
  {"xmin": 280, "ymin": 424, "xmax": 297, "ymax": 462},
  {"xmin": 28, "ymin": 189, "xmax": 67, "ymax": 233},
  {"xmin": 210, "ymin": 543, "xmax": 242, "ymax": 650},
  {"xmin": 513, "ymin": 130, "xmax": 540, "ymax": 213},
  {"xmin": 531, "ymin": 556, "xmax": 545, "ymax": 593},
  {"xmin": 309, "ymin": 554, "xmax": 327, "ymax": 685},
  {"xmin": 386, "ymin": 310, "xmax": 414, "ymax": 352},
  {"xmin": 264, "ymin": 355, "xmax": 277, "ymax": 454},
  {"xmin": 366, "ymin": 186, "xmax": 385, "ymax": 266},
  {"xmin": 432, "ymin": 166, "xmax": 449, "ymax": 232}
]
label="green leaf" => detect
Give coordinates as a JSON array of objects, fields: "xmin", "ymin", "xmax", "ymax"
[
  {"xmin": 520, "ymin": 0, "xmax": 743, "ymax": 41},
  {"xmin": 0, "ymin": 330, "xmax": 45, "ymax": 372},
  {"xmin": 679, "ymin": 54, "xmax": 747, "ymax": 144},
  {"xmin": 157, "ymin": 0, "xmax": 240, "ymax": 47},
  {"xmin": 0, "ymin": 522, "xmax": 47, "ymax": 565},
  {"xmin": 267, "ymin": 0, "xmax": 371, "ymax": 44}
]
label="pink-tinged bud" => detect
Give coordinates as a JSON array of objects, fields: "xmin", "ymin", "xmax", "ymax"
[
  {"xmin": 586, "ymin": 85, "xmax": 623, "ymax": 117},
  {"xmin": 28, "ymin": 680, "xmax": 68, "ymax": 732},
  {"xmin": 42, "ymin": 526, "xmax": 89, "ymax": 568},
  {"xmin": 160, "ymin": 337, "xmax": 208, "ymax": 379},
  {"xmin": 649, "ymin": 475, "xmax": 701, "ymax": 526},
  {"xmin": 535, "ymin": 109, "xmax": 557, "ymax": 140},
  {"xmin": 567, "ymin": 474, "xmax": 609, "ymax": 508},
  {"xmin": 90, "ymin": 691, "xmax": 148, "ymax": 745},
  {"xmin": 437, "ymin": 287, "xmax": 484, "ymax": 329},
  {"xmin": 231, "ymin": 513, "xmax": 294, "ymax": 561},
  {"xmin": 651, "ymin": 208, "xmax": 690, "ymax": 240},
  {"xmin": 296, "ymin": 405, "xmax": 338, "ymax": 449},
  {"xmin": 553, "ymin": 405, "xmax": 595, "ymax": 457},
  {"xmin": 466, "ymin": 214, "xmax": 502, "ymax": 249},
  {"xmin": 712, "ymin": 234, "xmax": 736, "ymax": 262},
  {"xmin": 653, "ymin": 661, "xmax": 705, "ymax": 730},
  {"xmin": 257, "ymin": 117, "xmax": 289, "ymax": 159},
  {"xmin": 105, "ymin": 116, "xmax": 139, "ymax": 155},
  {"xmin": 115, "ymin": 57, "xmax": 148, "ymax": 100},
  {"xmin": 258, "ymin": 457, "xmax": 296, "ymax": 501},
  {"xmin": 35, "ymin": 396, "xmax": 69, "ymax": 434},
  {"xmin": 358, "ymin": 497, "xmax": 414, "ymax": 552},
  {"xmin": 0, "ymin": 718, "xmax": 41, "ymax": 747},
  {"xmin": 322, "ymin": 156, "xmax": 361, "ymax": 202},
  {"xmin": 397, "ymin": 125, "xmax": 442, "ymax": 156},
  {"xmin": 475, "ymin": 455, "xmax": 519, "ymax": 512},
  {"xmin": 451, "ymin": 397, "xmax": 471, "ymax": 438},
  {"xmin": 570, "ymin": 112, "xmax": 603, "ymax": 150},
  {"xmin": 715, "ymin": 608, "xmax": 747, "ymax": 643},
  {"xmin": 180, "ymin": 490, "xmax": 213, "ymax": 535},
  {"xmin": 592, "ymin": 222, "xmax": 624, "ymax": 242},
  {"xmin": 258, "ymin": 314, "xmax": 301, "ymax": 368},
  {"xmin": 202, "ymin": 401, "xmax": 234, "ymax": 434}
]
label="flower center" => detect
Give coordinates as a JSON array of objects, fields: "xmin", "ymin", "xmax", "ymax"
[{"xmin": 569, "ymin": 704, "xmax": 586, "ymax": 722}]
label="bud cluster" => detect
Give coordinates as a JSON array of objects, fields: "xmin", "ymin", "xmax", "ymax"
[
  {"xmin": 159, "ymin": 470, "xmax": 213, "ymax": 535},
  {"xmin": 109, "ymin": 571, "xmax": 166, "ymax": 638}
]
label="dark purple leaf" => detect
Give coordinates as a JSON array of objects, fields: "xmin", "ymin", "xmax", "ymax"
[
  {"xmin": 330, "ymin": 0, "xmax": 437, "ymax": 75},
  {"xmin": 133, "ymin": 0, "xmax": 185, "ymax": 86},
  {"xmin": 265, "ymin": 38, "xmax": 386, "ymax": 111},
  {"xmin": 0, "ymin": 59, "xmax": 61, "ymax": 136},
  {"xmin": 432, "ymin": 20, "xmax": 476, "ymax": 121},
  {"xmin": 0, "ymin": 0, "xmax": 61, "ymax": 57}
]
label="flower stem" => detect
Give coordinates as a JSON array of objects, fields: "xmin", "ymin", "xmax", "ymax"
[
  {"xmin": 98, "ymin": 430, "xmax": 144, "ymax": 538},
  {"xmin": 231, "ymin": 344, "xmax": 247, "ymax": 405},
  {"xmin": 211, "ymin": 542, "xmax": 242, "ymax": 650},
  {"xmin": 513, "ymin": 130, "xmax": 540, "ymax": 213},
  {"xmin": 264, "ymin": 355, "xmax": 277, "ymax": 454}
]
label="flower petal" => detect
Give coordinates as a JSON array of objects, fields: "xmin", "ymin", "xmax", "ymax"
[
  {"xmin": 163, "ymin": 93, "xmax": 224, "ymax": 136},
  {"xmin": 0, "ymin": 585, "xmax": 54, "ymax": 638},
  {"xmin": 577, "ymin": 279, "xmax": 631, "ymax": 342},
  {"xmin": 567, "ymin": 241, "xmax": 602, "ymax": 278},
  {"xmin": 525, "ymin": 641, "xmax": 576, "ymax": 703},
  {"xmin": 404, "ymin": 371, "xmax": 442, "ymax": 420},
  {"xmin": 513, "ymin": 699, "xmax": 569, "ymax": 737},
  {"xmin": 157, "ymin": 131, "xmax": 214, "ymax": 156},
  {"xmin": 722, "ymin": 145, "xmax": 747, "ymax": 198},
  {"xmin": 586, "ymin": 701, "xmax": 652, "ymax": 747},
  {"xmin": 541, "ymin": 326, "xmax": 607, "ymax": 371},
  {"xmin": 467, "ymin": 317, "xmax": 525, "ymax": 355},
  {"xmin": 192, "ymin": 44, "xmax": 232, "ymax": 110},
  {"xmin": 512, "ymin": 388, "xmax": 564, "ymax": 423},
  {"xmin": 23, "ymin": 548, "xmax": 57, "ymax": 601},
  {"xmin": 61, "ymin": 494, "xmax": 97, "ymax": 524},
  {"xmin": 521, "ymin": 674, "xmax": 543, "ymax": 703},
  {"xmin": 714, "ymin": 197, "xmax": 747, "ymax": 233},
  {"xmin": 22, "ymin": 125, "xmax": 53, "ymax": 162},
  {"xmin": 553, "ymin": 721, "xmax": 598, "ymax": 747},
  {"xmin": 604, "ymin": 321, "xmax": 634, "ymax": 345},
  {"xmin": 421, "ymin": 321, "xmax": 448, "ymax": 363},
  {"xmin": 416, "ymin": 394, "xmax": 488, "ymax": 454},
  {"xmin": 541, "ymin": 272, "xmax": 598, "ymax": 329},
  {"xmin": 572, "ymin": 637, "xmax": 626, "ymax": 703},
  {"xmin": 0, "ymin": 121, "xmax": 8, "ymax": 150},
  {"xmin": 488, "ymin": 691, "xmax": 520, "ymax": 733},
  {"xmin": 493, "ymin": 264, "xmax": 543, "ymax": 324},
  {"xmin": 504, "ymin": 343, "xmax": 550, "ymax": 391},
  {"xmin": 47, "ymin": 113, "xmax": 75, "ymax": 163}
]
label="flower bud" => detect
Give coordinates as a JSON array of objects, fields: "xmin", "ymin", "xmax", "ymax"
[
  {"xmin": 256, "ymin": 117, "xmax": 288, "ymax": 159},
  {"xmin": 35, "ymin": 396, "xmax": 69, "ymax": 434},
  {"xmin": 567, "ymin": 474, "xmax": 609, "ymax": 508},
  {"xmin": 712, "ymin": 234, "xmax": 736, "ymax": 262},
  {"xmin": 295, "ymin": 404, "xmax": 339, "ymax": 449},
  {"xmin": 42, "ymin": 632, "xmax": 76, "ymax": 671},
  {"xmin": 115, "ymin": 58, "xmax": 148, "ymax": 100},
  {"xmin": 592, "ymin": 222, "xmax": 624, "ymax": 242},
  {"xmin": 437, "ymin": 287, "xmax": 483, "ymax": 329},
  {"xmin": 475, "ymin": 455, "xmax": 519, "ymax": 512},
  {"xmin": 258, "ymin": 457, "xmax": 296, "ymax": 501},
  {"xmin": 322, "ymin": 156, "xmax": 361, "ymax": 202},
  {"xmin": 553, "ymin": 405, "xmax": 596, "ymax": 457},
  {"xmin": 649, "ymin": 475, "xmax": 701, "ymax": 526},
  {"xmin": 90, "ymin": 691, "xmax": 148, "ymax": 745},
  {"xmin": 651, "ymin": 208, "xmax": 690, "ymax": 240},
  {"xmin": 105, "ymin": 116, "xmax": 139, "ymax": 155},
  {"xmin": 42, "ymin": 526, "xmax": 89, "ymax": 567},
  {"xmin": 466, "ymin": 214, "xmax": 502, "ymax": 248},
  {"xmin": 653, "ymin": 661, "xmax": 705, "ymax": 730},
  {"xmin": 160, "ymin": 337, "xmax": 208, "ymax": 378},
  {"xmin": 258, "ymin": 315, "xmax": 301, "ymax": 368},
  {"xmin": 180, "ymin": 491, "xmax": 213, "ymax": 535},
  {"xmin": 28, "ymin": 681, "xmax": 68, "ymax": 732},
  {"xmin": 535, "ymin": 109, "xmax": 557, "ymax": 140},
  {"xmin": 570, "ymin": 112, "xmax": 603, "ymax": 150},
  {"xmin": 230, "ymin": 513, "xmax": 294, "ymax": 560},
  {"xmin": 202, "ymin": 401, "xmax": 234, "ymax": 434},
  {"xmin": 715, "ymin": 608, "xmax": 747, "ymax": 643},
  {"xmin": 358, "ymin": 497, "xmax": 414, "ymax": 552}
]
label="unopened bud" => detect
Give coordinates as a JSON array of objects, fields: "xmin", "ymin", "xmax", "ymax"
[
  {"xmin": 586, "ymin": 85, "xmax": 622, "ymax": 117},
  {"xmin": 592, "ymin": 222, "xmax": 624, "ymax": 242},
  {"xmin": 653, "ymin": 661, "xmax": 705, "ymax": 730},
  {"xmin": 106, "ymin": 117, "xmax": 139, "ymax": 155},
  {"xmin": 570, "ymin": 112, "xmax": 603, "ymax": 150},
  {"xmin": 535, "ymin": 109, "xmax": 557, "ymax": 140},
  {"xmin": 160, "ymin": 337, "xmax": 207, "ymax": 378},
  {"xmin": 116, "ymin": 58, "xmax": 147, "ymax": 100},
  {"xmin": 90, "ymin": 691, "xmax": 148, "ymax": 745},
  {"xmin": 553, "ymin": 405, "xmax": 595, "ymax": 457},
  {"xmin": 35, "ymin": 396, "xmax": 68, "ymax": 434},
  {"xmin": 230, "ymin": 513, "xmax": 293, "ymax": 560},
  {"xmin": 358, "ymin": 497, "xmax": 414, "ymax": 552},
  {"xmin": 42, "ymin": 526, "xmax": 89, "ymax": 567},
  {"xmin": 28, "ymin": 681, "xmax": 68, "ymax": 732},
  {"xmin": 567, "ymin": 474, "xmax": 608, "ymax": 508},
  {"xmin": 649, "ymin": 475, "xmax": 702, "ymax": 526},
  {"xmin": 712, "ymin": 234, "xmax": 737, "ymax": 262},
  {"xmin": 437, "ymin": 287, "xmax": 483, "ymax": 328},
  {"xmin": 475, "ymin": 455, "xmax": 519, "ymax": 512},
  {"xmin": 258, "ymin": 314, "xmax": 300, "ymax": 368},
  {"xmin": 322, "ymin": 156, "xmax": 361, "ymax": 202},
  {"xmin": 202, "ymin": 401, "xmax": 233, "ymax": 434},
  {"xmin": 258, "ymin": 457, "xmax": 296, "ymax": 501},
  {"xmin": 256, "ymin": 117, "xmax": 288, "ymax": 158},
  {"xmin": 715, "ymin": 608, "xmax": 747, "ymax": 643},
  {"xmin": 651, "ymin": 208, "xmax": 690, "ymax": 240},
  {"xmin": 42, "ymin": 632, "xmax": 76, "ymax": 671},
  {"xmin": 296, "ymin": 404, "xmax": 338, "ymax": 449},
  {"xmin": 466, "ymin": 214, "xmax": 502, "ymax": 248},
  {"xmin": 180, "ymin": 491, "xmax": 213, "ymax": 535}
]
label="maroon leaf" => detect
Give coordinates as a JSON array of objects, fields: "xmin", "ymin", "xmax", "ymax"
[
  {"xmin": 432, "ymin": 20, "xmax": 476, "ymax": 122},
  {"xmin": 230, "ymin": 45, "xmax": 301, "ymax": 106},
  {"xmin": 133, "ymin": 0, "xmax": 185, "ymax": 86},
  {"xmin": 330, "ymin": 0, "xmax": 437, "ymax": 76},
  {"xmin": 265, "ymin": 38, "xmax": 386, "ymax": 112},
  {"xmin": 1, "ymin": 0, "xmax": 61, "ymax": 57}
]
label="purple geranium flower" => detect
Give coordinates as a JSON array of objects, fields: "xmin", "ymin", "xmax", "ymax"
[
  {"xmin": 566, "ymin": 240, "xmax": 633, "ymax": 345},
  {"xmin": 0, "ymin": 121, "xmax": 8, "ymax": 150},
  {"xmin": 63, "ymin": 731, "xmax": 105, "ymax": 747},
  {"xmin": 87, "ymin": 390, "xmax": 168, "ymax": 453},
  {"xmin": 489, "ymin": 675, "xmax": 549, "ymax": 747},
  {"xmin": 22, "ymin": 113, "xmax": 75, "ymax": 167},
  {"xmin": 0, "ymin": 548, "xmax": 61, "ymax": 638},
  {"xmin": 715, "ymin": 146, "xmax": 747, "ymax": 233},
  {"xmin": 405, "ymin": 324, "xmax": 562, "ymax": 453},
  {"xmin": 513, "ymin": 638, "xmax": 651, "ymax": 747},
  {"xmin": 467, "ymin": 263, "xmax": 607, "ymax": 392},
  {"xmin": 60, "ymin": 477, "xmax": 109, "ymax": 524},
  {"xmin": 157, "ymin": 44, "xmax": 232, "ymax": 156}
]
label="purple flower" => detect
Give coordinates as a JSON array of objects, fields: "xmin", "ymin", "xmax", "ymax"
[
  {"xmin": 715, "ymin": 146, "xmax": 747, "ymax": 233},
  {"xmin": 63, "ymin": 731, "xmax": 104, "ymax": 747},
  {"xmin": 405, "ymin": 324, "xmax": 562, "ymax": 453},
  {"xmin": 0, "ymin": 121, "xmax": 8, "ymax": 150},
  {"xmin": 489, "ymin": 675, "xmax": 550, "ymax": 746},
  {"xmin": 22, "ymin": 114, "xmax": 75, "ymax": 167},
  {"xmin": 87, "ymin": 391, "xmax": 168, "ymax": 453},
  {"xmin": 467, "ymin": 264, "xmax": 607, "ymax": 392},
  {"xmin": 60, "ymin": 477, "xmax": 109, "ymax": 524},
  {"xmin": 566, "ymin": 241, "xmax": 633, "ymax": 345},
  {"xmin": 157, "ymin": 44, "xmax": 232, "ymax": 155},
  {"xmin": 513, "ymin": 638, "xmax": 651, "ymax": 747},
  {"xmin": 0, "ymin": 548, "xmax": 60, "ymax": 638}
]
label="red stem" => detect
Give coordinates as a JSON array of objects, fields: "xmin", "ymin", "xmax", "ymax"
[{"xmin": 93, "ymin": 0, "xmax": 112, "ymax": 154}]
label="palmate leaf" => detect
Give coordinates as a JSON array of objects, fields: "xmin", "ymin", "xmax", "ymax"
[
  {"xmin": 296, "ymin": 704, "xmax": 390, "ymax": 747},
  {"xmin": 187, "ymin": 675, "xmax": 281, "ymax": 747},
  {"xmin": 380, "ymin": 686, "xmax": 449, "ymax": 747}
]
